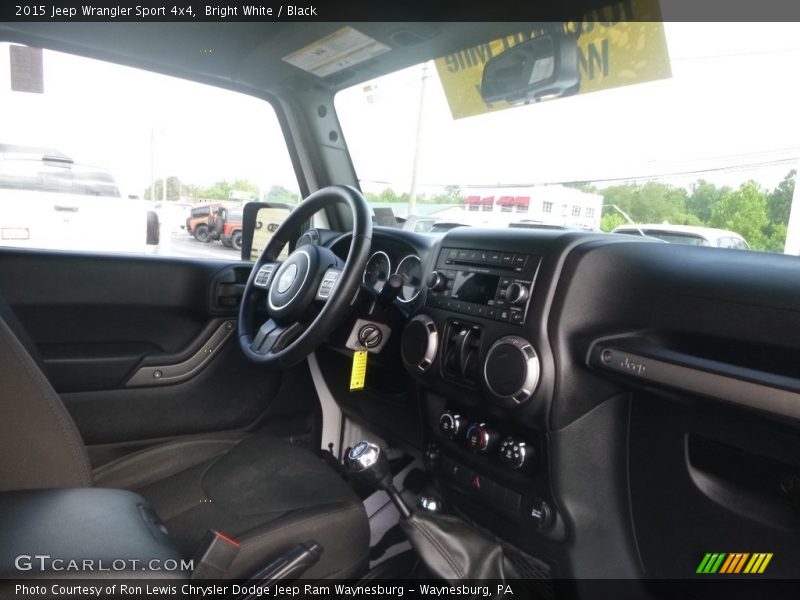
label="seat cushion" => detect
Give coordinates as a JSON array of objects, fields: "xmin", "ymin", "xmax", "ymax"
[{"xmin": 97, "ymin": 433, "xmax": 369, "ymax": 579}]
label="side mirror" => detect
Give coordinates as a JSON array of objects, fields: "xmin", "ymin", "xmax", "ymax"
[
  {"xmin": 480, "ymin": 33, "xmax": 580, "ymax": 105},
  {"xmin": 240, "ymin": 202, "xmax": 294, "ymax": 261}
]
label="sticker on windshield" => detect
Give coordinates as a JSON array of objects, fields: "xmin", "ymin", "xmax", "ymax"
[
  {"xmin": 435, "ymin": 0, "xmax": 671, "ymax": 119},
  {"xmin": 283, "ymin": 27, "xmax": 390, "ymax": 78}
]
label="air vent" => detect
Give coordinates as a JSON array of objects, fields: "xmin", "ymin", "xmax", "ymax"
[{"xmin": 441, "ymin": 319, "xmax": 482, "ymax": 387}]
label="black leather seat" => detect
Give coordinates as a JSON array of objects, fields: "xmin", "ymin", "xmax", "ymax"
[{"xmin": 0, "ymin": 306, "xmax": 369, "ymax": 579}]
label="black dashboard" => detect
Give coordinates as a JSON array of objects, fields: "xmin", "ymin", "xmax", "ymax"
[{"xmin": 316, "ymin": 225, "xmax": 800, "ymax": 580}]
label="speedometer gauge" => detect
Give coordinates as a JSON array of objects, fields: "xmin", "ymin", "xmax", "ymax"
[
  {"xmin": 363, "ymin": 251, "xmax": 391, "ymax": 292},
  {"xmin": 395, "ymin": 255, "xmax": 422, "ymax": 303}
]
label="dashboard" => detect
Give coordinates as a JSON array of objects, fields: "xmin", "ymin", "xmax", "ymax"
[{"xmin": 312, "ymin": 224, "xmax": 800, "ymax": 581}]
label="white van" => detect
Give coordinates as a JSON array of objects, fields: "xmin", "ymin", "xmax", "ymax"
[
  {"xmin": 0, "ymin": 144, "xmax": 159, "ymax": 253},
  {"xmin": 612, "ymin": 224, "xmax": 750, "ymax": 249}
]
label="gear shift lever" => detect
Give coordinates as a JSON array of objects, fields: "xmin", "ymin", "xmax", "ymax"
[{"xmin": 345, "ymin": 441, "xmax": 411, "ymax": 518}]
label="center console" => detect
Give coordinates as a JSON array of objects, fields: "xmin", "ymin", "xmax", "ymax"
[{"xmin": 400, "ymin": 229, "xmax": 566, "ymax": 558}]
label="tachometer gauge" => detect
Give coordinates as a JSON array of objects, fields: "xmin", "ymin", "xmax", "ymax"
[
  {"xmin": 363, "ymin": 251, "xmax": 391, "ymax": 292},
  {"xmin": 395, "ymin": 255, "xmax": 422, "ymax": 303}
]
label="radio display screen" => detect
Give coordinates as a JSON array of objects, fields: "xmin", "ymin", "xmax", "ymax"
[{"xmin": 451, "ymin": 272, "xmax": 498, "ymax": 304}]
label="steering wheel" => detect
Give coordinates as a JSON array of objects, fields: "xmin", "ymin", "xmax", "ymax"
[{"xmin": 238, "ymin": 185, "xmax": 372, "ymax": 367}]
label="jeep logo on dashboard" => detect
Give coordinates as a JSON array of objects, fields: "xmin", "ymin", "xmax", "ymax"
[
  {"xmin": 620, "ymin": 356, "xmax": 647, "ymax": 376},
  {"xmin": 277, "ymin": 264, "xmax": 298, "ymax": 293}
]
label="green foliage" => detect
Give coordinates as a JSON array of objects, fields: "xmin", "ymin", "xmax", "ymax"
[
  {"xmin": 265, "ymin": 185, "xmax": 300, "ymax": 205},
  {"xmin": 148, "ymin": 177, "xmax": 269, "ymax": 203},
  {"xmin": 600, "ymin": 212, "xmax": 626, "ymax": 232},
  {"xmin": 767, "ymin": 169, "xmax": 795, "ymax": 225},
  {"xmin": 709, "ymin": 181, "xmax": 769, "ymax": 249},
  {"xmin": 593, "ymin": 172, "xmax": 796, "ymax": 253},
  {"xmin": 687, "ymin": 180, "xmax": 728, "ymax": 223},
  {"xmin": 201, "ymin": 179, "xmax": 260, "ymax": 201},
  {"xmin": 600, "ymin": 181, "xmax": 689, "ymax": 224},
  {"xmin": 144, "ymin": 176, "xmax": 181, "ymax": 201}
]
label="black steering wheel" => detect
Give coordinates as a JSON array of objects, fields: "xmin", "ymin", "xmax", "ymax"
[{"xmin": 238, "ymin": 185, "xmax": 372, "ymax": 367}]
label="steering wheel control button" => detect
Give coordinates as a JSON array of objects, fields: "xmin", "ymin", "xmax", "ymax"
[
  {"xmin": 465, "ymin": 422, "xmax": 497, "ymax": 453},
  {"xmin": 401, "ymin": 314, "xmax": 438, "ymax": 373},
  {"xmin": 483, "ymin": 336, "xmax": 540, "ymax": 406},
  {"xmin": 254, "ymin": 264, "xmax": 276, "ymax": 288},
  {"xmin": 499, "ymin": 437, "xmax": 532, "ymax": 470},
  {"xmin": 438, "ymin": 411, "xmax": 465, "ymax": 440},
  {"xmin": 316, "ymin": 269, "xmax": 340, "ymax": 300}
]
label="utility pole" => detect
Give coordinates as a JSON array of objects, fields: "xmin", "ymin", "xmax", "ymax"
[
  {"xmin": 408, "ymin": 63, "xmax": 430, "ymax": 217},
  {"xmin": 784, "ymin": 166, "xmax": 800, "ymax": 254},
  {"xmin": 149, "ymin": 127, "xmax": 155, "ymax": 201}
]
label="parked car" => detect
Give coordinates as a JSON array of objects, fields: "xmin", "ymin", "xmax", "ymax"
[
  {"xmin": 218, "ymin": 208, "xmax": 243, "ymax": 250},
  {"xmin": 185, "ymin": 203, "xmax": 223, "ymax": 242},
  {"xmin": 153, "ymin": 201, "xmax": 194, "ymax": 234},
  {"xmin": 0, "ymin": 143, "xmax": 159, "ymax": 252},
  {"xmin": 612, "ymin": 223, "xmax": 751, "ymax": 249}
]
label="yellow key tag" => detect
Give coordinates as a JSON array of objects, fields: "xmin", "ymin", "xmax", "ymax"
[{"xmin": 350, "ymin": 350, "xmax": 367, "ymax": 391}]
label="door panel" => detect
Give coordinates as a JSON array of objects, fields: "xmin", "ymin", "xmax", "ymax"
[{"xmin": 0, "ymin": 248, "xmax": 318, "ymax": 463}]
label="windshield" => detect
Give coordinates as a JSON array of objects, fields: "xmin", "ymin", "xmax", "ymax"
[{"xmin": 336, "ymin": 22, "xmax": 800, "ymax": 254}]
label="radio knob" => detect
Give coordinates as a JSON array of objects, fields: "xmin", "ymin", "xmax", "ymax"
[
  {"xmin": 438, "ymin": 411, "xmax": 465, "ymax": 440},
  {"xmin": 504, "ymin": 283, "xmax": 529, "ymax": 305},
  {"xmin": 426, "ymin": 271, "xmax": 447, "ymax": 292}
]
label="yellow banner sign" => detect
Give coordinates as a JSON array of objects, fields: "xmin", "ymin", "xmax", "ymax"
[{"xmin": 435, "ymin": 0, "xmax": 671, "ymax": 119}]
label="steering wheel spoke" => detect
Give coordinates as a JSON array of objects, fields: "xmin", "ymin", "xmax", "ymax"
[
  {"xmin": 315, "ymin": 267, "xmax": 342, "ymax": 302},
  {"xmin": 252, "ymin": 261, "xmax": 281, "ymax": 290},
  {"xmin": 250, "ymin": 319, "xmax": 304, "ymax": 355}
]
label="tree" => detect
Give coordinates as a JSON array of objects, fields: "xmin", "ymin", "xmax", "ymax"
[
  {"xmin": 687, "ymin": 179, "xmax": 727, "ymax": 223},
  {"xmin": 265, "ymin": 185, "xmax": 300, "ymax": 204},
  {"xmin": 443, "ymin": 185, "xmax": 463, "ymax": 203},
  {"xmin": 709, "ymin": 181, "xmax": 769, "ymax": 250},
  {"xmin": 600, "ymin": 212, "xmax": 626, "ymax": 232},
  {"xmin": 200, "ymin": 179, "xmax": 260, "ymax": 202},
  {"xmin": 600, "ymin": 182, "xmax": 690, "ymax": 224},
  {"xmin": 144, "ymin": 175, "xmax": 181, "ymax": 201},
  {"xmin": 767, "ymin": 169, "xmax": 795, "ymax": 226}
]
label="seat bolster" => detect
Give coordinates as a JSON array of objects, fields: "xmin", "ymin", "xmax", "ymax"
[
  {"xmin": 0, "ymin": 317, "xmax": 91, "ymax": 491},
  {"xmin": 226, "ymin": 501, "xmax": 370, "ymax": 580},
  {"xmin": 93, "ymin": 432, "xmax": 246, "ymax": 491}
]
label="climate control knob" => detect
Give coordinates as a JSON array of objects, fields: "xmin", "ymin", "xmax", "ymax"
[
  {"xmin": 504, "ymin": 283, "xmax": 529, "ymax": 305},
  {"xmin": 498, "ymin": 436, "xmax": 533, "ymax": 470},
  {"xmin": 483, "ymin": 336, "xmax": 540, "ymax": 407},
  {"xmin": 438, "ymin": 412, "xmax": 466, "ymax": 440},
  {"xmin": 426, "ymin": 271, "xmax": 447, "ymax": 292},
  {"xmin": 465, "ymin": 422, "xmax": 498, "ymax": 453}
]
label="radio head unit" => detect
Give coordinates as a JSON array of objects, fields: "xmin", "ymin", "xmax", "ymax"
[{"xmin": 426, "ymin": 247, "xmax": 541, "ymax": 325}]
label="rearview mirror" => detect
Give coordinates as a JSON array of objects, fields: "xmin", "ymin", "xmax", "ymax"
[
  {"xmin": 240, "ymin": 202, "xmax": 294, "ymax": 261},
  {"xmin": 480, "ymin": 33, "xmax": 580, "ymax": 105}
]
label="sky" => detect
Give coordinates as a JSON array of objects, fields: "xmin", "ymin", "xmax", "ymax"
[
  {"xmin": 3, "ymin": 22, "xmax": 800, "ymax": 200},
  {"xmin": 337, "ymin": 22, "xmax": 800, "ymax": 196}
]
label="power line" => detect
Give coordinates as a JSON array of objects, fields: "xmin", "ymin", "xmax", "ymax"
[{"xmin": 359, "ymin": 156, "xmax": 798, "ymax": 190}]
